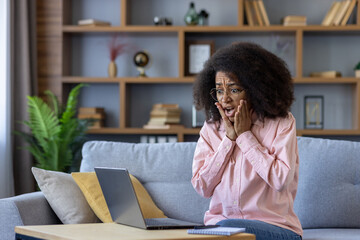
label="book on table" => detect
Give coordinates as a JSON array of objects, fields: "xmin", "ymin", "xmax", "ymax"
[{"xmin": 187, "ymin": 227, "xmax": 246, "ymax": 236}]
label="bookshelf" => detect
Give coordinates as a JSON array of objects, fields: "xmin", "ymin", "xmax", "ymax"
[{"xmin": 37, "ymin": 0, "xmax": 360, "ymax": 142}]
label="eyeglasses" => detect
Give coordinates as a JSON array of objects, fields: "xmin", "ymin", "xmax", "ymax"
[{"xmin": 210, "ymin": 87, "xmax": 245, "ymax": 102}]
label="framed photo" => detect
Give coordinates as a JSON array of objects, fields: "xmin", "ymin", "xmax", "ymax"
[
  {"xmin": 304, "ymin": 96, "xmax": 324, "ymax": 129},
  {"xmin": 192, "ymin": 105, "xmax": 206, "ymax": 128},
  {"xmin": 185, "ymin": 40, "xmax": 214, "ymax": 76}
]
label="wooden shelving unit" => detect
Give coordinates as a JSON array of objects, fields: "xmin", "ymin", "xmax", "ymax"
[{"xmin": 36, "ymin": 0, "xmax": 360, "ymax": 142}]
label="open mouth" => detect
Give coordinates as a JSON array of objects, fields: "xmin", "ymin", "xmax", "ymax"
[{"xmin": 224, "ymin": 107, "xmax": 235, "ymax": 118}]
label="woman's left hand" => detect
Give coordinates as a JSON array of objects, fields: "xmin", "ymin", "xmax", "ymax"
[{"xmin": 234, "ymin": 100, "xmax": 252, "ymax": 136}]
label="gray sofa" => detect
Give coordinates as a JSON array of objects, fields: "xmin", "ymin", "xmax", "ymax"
[{"xmin": 1, "ymin": 137, "xmax": 360, "ymax": 240}]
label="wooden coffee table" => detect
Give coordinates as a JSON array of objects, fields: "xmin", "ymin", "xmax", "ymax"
[{"xmin": 15, "ymin": 223, "xmax": 255, "ymax": 240}]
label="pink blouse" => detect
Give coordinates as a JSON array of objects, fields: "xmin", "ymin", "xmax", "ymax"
[{"xmin": 191, "ymin": 112, "xmax": 303, "ymax": 236}]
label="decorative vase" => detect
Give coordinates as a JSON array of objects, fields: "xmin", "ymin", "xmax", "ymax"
[
  {"xmin": 184, "ymin": 2, "xmax": 199, "ymax": 26},
  {"xmin": 355, "ymin": 70, "xmax": 360, "ymax": 78},
  {"xmin": 108, "ymin": 61, "xmax": 117, "ymax": 77},
  {"xmin": 198, "ymin": 10, "xmax": 209, "ymax": 26}
]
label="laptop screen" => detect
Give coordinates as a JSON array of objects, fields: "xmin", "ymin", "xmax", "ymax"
[{"xmin": 95, "ymin": 167, "xmax": 147, "ymax": 229}]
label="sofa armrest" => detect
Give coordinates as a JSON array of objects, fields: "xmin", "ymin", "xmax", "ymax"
[{"xmin": 0, "ymin": 191, "xmax": 60, "ymax": 240}]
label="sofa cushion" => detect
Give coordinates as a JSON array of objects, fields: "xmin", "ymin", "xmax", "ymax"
[
  {"xmin": 303, "ymin": 228, "xmax": 360, "ymax": 240},
  {"xmin": 71, "ymin": 172, "xmax": 166, "ymax": 223},
  {"xmin": 80, "ymin": 141, "xmax": 210, "ymax": 224},
  {"xmin": 31, "ymin": 167, "xmax": 99, "ymax": 224},
  {"xmin": 294, "ymin": 137, "xmax": 360, "ymax": 229}
]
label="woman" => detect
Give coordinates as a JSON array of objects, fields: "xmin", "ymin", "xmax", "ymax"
[{"xmin": 192, "ymin": 42, "xmax": 302, "ymax": 240}]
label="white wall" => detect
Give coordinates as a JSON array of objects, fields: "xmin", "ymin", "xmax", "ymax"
[{"xmin": 0, "ymin": 0, "xmax": 14, "ymax": 198}]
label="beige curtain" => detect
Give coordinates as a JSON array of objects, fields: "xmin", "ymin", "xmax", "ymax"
[{"xmin": 12, "ymin": 0, "xmax": 37, "ymax": 195}]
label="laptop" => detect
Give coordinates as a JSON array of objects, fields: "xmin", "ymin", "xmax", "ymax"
[{"xmin": 95, "ymin": 167, "xmax": 203, "ymax": 230}]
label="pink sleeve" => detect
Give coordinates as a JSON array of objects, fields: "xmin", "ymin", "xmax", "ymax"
[
  {"xmin": 236, "ymin": 117, "xmax": 298, "ymax": 192},
  {"xmin": 191, "ymin": 124, "xmax": 235, "ymax": 198}
]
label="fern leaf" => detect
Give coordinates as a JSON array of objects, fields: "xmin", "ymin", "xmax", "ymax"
[
  {"xmin": 44, "ymin": 90, "xmax": 60, "ymax": 118},
  {"xmin": 58, "ymin": 119, "xmax": 78, "ymax": 170},
  {"xmin": 26, "ymin": 145, "xmax": 47, "ymax": 169},
  {"xmin": 26, "ymin": 96, "xmax": 61, "ymax": 152},
  {"xmin": 43, "ymin": 140, "xmax": 59, "ymax": 171},
  {"xmin": 60, "ymin": 84, "xmax": 87, "ymax": 124}
]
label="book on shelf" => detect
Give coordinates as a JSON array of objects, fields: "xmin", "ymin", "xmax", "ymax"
[
  {"xmin": 143, "ymin": 124, "xmax": 184, "ymax": 130},
  {"xmin": 252, "ymin": 0, "xmax": 264, "ymax": 26},
  {"xmin": 244, "ymin": 0, "xmax": 269, "ymax": 26},
  {"xmin": 333, "ymin": 0, "xmax": 351, "ymax": 26},
  {"xmin": 78, "ymin": 19, "xmax": 111, "ymax": 26},
  {"xmin": 150, "ymin": 112, "xmax": 181, "ymax": 118},
  {"xmin": 77, "ymin": 113, "xmax": 104, "ymax": 119},
  {"xmin": 151, "ymin": 108, "xmax": 181, "ymax": 114},
  {"xmin": 78, "ymin": 107, "xmax": 106, "ymax": 129},
  {"xmin": 144, "ymin": 103, "xmax": 182, "ymax": 129},
  {"xmin": 257, "ymin": 0, "xmax": 270, "ymax": 26},
  {"xmin": 282, "ymin": 15, "xmax": 307, "ymax": 26},
  {"xmin": 321, "ymin": 1, "xmax": 342, "ymax": 26},
  {"xmin": 79, "ymin": 107, "xmax": 104, "ymax": 115},
  {"xmin": 187, "ymin": 227, "xmax": 246, "ymax": 236},
  {"xmin": 340, "ymin": 0, "xmax": 357, "ymax": 25},
  {"xmin": 148, "ymin": 118, "xmax": 181, "ymax": 125},
  {"xmin": 152, "ymin": 103, "xmax": 178, "ymax": 108},
  {"xmin": 309, "ymin": 71, "xmax": 342, "ymax": 78},
  {"xmin": 244, "ymin": 0, "xmax": 255, "ymax": 26}
]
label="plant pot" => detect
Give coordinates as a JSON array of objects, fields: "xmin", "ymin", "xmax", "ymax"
[
  {"xmin": 355, "ymin": 70, "xmax": 360, "ymax": 78},
  {"xmin": 108, "ymin": 61, "xmax": 117, "ymax": 77}
]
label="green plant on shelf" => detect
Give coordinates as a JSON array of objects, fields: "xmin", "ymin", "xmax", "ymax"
[
  {"xmin": 354, "ymin": 62, "xmax": 360, "ymax": 70},
  {"xmin": 15, "ymin": 84, "xmax": 94, "ymax": 173}
]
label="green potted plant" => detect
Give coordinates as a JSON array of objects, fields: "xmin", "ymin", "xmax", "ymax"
[
  {"xmin": 354, "ymin": 61, "xmax": 360, "ymax": 78},
  {"xmin": 16, "ymin": 84, "xmax": 93, "ymax": 172}
]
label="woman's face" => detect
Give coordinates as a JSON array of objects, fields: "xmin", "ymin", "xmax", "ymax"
[{"xmin": 214, "ymin": 71, "xmax": 247, "ymax": 122}]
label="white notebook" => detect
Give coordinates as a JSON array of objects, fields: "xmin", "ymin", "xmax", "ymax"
[{"xmin": 187, "ymin": 227, "xmax": 246, "ymax": 236}]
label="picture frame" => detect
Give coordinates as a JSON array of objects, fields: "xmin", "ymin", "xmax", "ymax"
[
  {"xmin": 192, "ymin": 105, "xmax": 206, "ymax": 128},
  {"xmin": 304, "ymin": 96, "xmax": 324, "ymax": 129},
  {"xmin": 185, "ymin": 40, "xmax": 215, "ymax": 76}
]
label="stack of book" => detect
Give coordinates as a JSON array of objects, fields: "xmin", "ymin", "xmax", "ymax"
[
  {"xmin": 143, "ymin": 104, "xmax": 183, "ymax": 129},
  {"xmin": 309, "ymin": 71, "xmax": 342, "ymax": 78},
  {"xmin": 321, "ymin": 0, "xmax": 357, "ymax": 26},
  {"xmin": 244, "ymin": 0, "xmax": 270, "ymax": 26},
  {"xmin": 77, "ymin": 107, "xmax": 105, "ymax": 129},
  {"xmin": 78, "ymin": 19, "xmax": 111, "ymax": 26},
  {"xmin": 282, "ymin": 16, "xmax": 307, "ymax": 26}
]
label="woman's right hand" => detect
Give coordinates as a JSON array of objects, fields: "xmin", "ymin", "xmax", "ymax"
[{"xmin": 215, "ymin": 102, "xmax": 237, "ymax": 141}]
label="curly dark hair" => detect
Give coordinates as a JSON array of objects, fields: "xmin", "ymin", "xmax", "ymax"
[{"xmin": 193, "ymin": 42, "xmax": 294, "ymax": 123}]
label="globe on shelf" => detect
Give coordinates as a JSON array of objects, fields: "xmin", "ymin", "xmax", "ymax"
[{"xmin": 133, "ymin": 51, "xmax": 151, "ymax": 77}]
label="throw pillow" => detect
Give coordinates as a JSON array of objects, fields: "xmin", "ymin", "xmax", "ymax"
[
  {"xmin": 31, "ymin": 167, "xmax": 98, "ymax": 224},
  {"xmin": 71, "ymin": 172, "xmax": 167, "ymax": 223}
]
